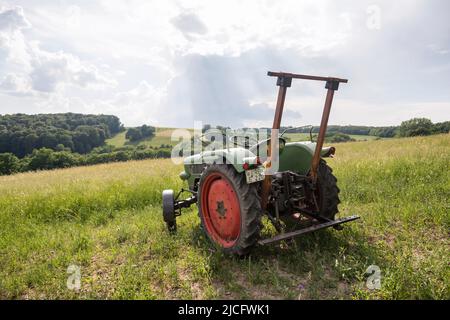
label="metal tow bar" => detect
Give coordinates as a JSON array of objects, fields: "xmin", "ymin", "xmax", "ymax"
[{"xmin": 258, "ymin": 215, "xmax": 360, "ymax": 246}]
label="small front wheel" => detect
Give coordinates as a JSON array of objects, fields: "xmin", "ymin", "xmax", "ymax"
[{"xmin": 162, "ymin": 189, "xmax": 177, "ymax": 232}]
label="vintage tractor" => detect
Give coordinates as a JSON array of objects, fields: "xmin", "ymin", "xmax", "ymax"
[{"xmin": 162, "ymin": 71, "xmax": 359, "ymax": 255}]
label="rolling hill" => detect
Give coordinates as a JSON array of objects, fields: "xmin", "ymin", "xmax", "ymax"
[{"xmin": 106, "ymin": 127, "xmax": 195, "ymax": 148}]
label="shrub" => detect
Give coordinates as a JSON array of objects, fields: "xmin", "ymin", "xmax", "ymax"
[
  {"xmin": 0, "ymin": 153, "xmax": 20, "ymax": 175},
  {"xmin": 399, "ymin": 118, "xmax": 434, "ymax": 137},
  {"xmin": 125, "ymin": 128, "xmax": 142, "ymax": 142},
  {"xmin": 52, "ymin": 151, "xmax": 81, "ymax": 168},
  {"xmin": 114, "ymin": 151, "xmax": 131, "ymax": 162},
  {"xmin": 27, "ymin": 148, "xmax": 56, "ymax": 170},
  {"xmin": 125, "ymin": 125, "xmax": 155, "ymax": 142},
  {"xmin": 327, "ymin": 133, "xmax": 355, "ymax": 143},
  {"xmin": 432, "ymin": 121, "xmax": 450, "ymax": 134}
]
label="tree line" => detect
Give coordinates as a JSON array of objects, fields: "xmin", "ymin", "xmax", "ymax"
[
  {"xmin": 278, "ymin": 119, "xmax": 449, "ymax": 138},
  {"xmin": 0, "ymin": 113, "xmax": 165, "ymax": 175},
  {"xmin": 0, "ymin": 113, "xmax": 124, "ymax": 157},
  {"xmin": 0, "ymin": 144, "xmax": 172, "ymax": 175},
  {"xmin": 203, "ymin": 118, "xmax": 449, "ymax": 143}
]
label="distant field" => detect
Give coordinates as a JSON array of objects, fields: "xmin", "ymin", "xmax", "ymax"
[
  {"xmin": 107, "ymin": 128, "xmax": 379, "ymax": 149},
  {"xmin": 0, "ymin": 134, "xmax": 448, "ymax": 299},
  {"xmin": 106, "ymin": 127, "xmax": 194, "ymax": 148},
  {"xmin": 347, "ymin": 134, "xmax": 379, "ymax": 141},
  {"xmin": 283, "ymin": 132, "xmax": 311, "ymax": 141},
  {"xmin": 284, "ymin": 132, "xmax": 379, "ymax": 142}
]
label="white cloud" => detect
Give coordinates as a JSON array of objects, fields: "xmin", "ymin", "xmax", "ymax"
[
  {"xmin": 0, "ymin": 73, "xmax": 32, "ymax": 96},
  {"xmin": 0, "ymin": 5, "xmax": 116, "ymax": 98},
  {"xmin": 0, "ymin": 1, "xmax": 449, "ymax": 127},
  {"xmin": 91, "ymin": 81, "xmax": 167, "ymax": 126},
  {"xmin": 0, "ymin": 5, "xmax": 30, "ymax": 31},
  {"xmin": 0, "ymin": 6, "xmax": 31, "ymax": 66},
  {"xmin": 29, "ymin": 46, "xmax": 116, "ymax": 92},
  {"xmin": 171, "ymin": 11, "xmax": 207, "ymax": 37},
  {"xmin": 163, "ymin": 0, "xmax": 353, "ymax": 57}
]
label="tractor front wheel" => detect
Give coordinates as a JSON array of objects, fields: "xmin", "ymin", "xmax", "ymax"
[
  {"xmin": 162, "ymin": 189, "xmax": 177, "ymax": 232},
  {"xmin": 198, "ymin": 164, "xmax": 261, "ymax": 256}
]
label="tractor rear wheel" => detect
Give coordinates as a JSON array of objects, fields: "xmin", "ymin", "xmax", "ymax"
[
  {"xmin": 198, "ymin": 164, "xmax": 261, "ymax": 256},
  {"xmin": 313, "ymin": 160, "xmax": 340, "ymax": 220}
]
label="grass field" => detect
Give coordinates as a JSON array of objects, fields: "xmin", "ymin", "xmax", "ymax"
[
  {"xmin": 0, "ymin": 134, "xmax": 449, "ymax": 299},
  {"xmin": 284, "ymin": 133, "xmax": 379, "ymax": 142},
  {"xmin": 106, "ymin": 127, "xmax": 194, "ymax": 148},
  {"xmin": 107, "ymin": 129, "xmax": 378, "ymax": 149}
]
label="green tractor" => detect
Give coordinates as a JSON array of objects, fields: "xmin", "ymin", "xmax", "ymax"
[{"xmin": 162, "ymin": 71, "xmax": 359, "ymax": 255}]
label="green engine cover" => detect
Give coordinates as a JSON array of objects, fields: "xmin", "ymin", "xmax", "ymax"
[
  {"xmin": 279, "ymin": 142, "xmax": 316, "ymax": 174},
  {"xmin": 181, "ymin": 140, "xmax": 334, "ymax": 188}
]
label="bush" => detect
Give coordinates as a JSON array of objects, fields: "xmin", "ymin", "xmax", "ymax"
[
  {"xmin": 125, "ymin": 125, "xmax": 155, "ymax": 142},
  {"xmin": 140, "ymin": 125, "xmax": 155, "ymax": 138},
  {"xmin": 369, "ymin": 126, "xmax": 398, "ymax": 138},
  {"xmin": 327, "ymin": 133, "xmax": 355, "ymax": 143},
  {"xmin": 155, "ymin": 149, "xmax": 171, "ymax": 158},
  {"xmin": 399, "ymin": 118, "xmax": 433, "ymax": 137},
  {"xmin": 132, "ymin": 150, "xmax": 155, "ymax": 160},
  {"xmin": 126, "ymin": 128, "xmax": 142, "ymax": 142},
  {"xmin": 113, "ymin": 151, "xmax": 131, "ymax": 162},
  {"xmin": 52, "ymin": 151, "xmax": 81, "ymax": 168},
  {"xmin": 314, "ymin": 132, "xmax": 356, "ymax": 143},
  {"xmin": 90, "ymin": 145, "xmax": 115, "ymax": 154},
  {"xmin": 25, "ymin": 148, "xmax": 84, "ymax": 171},
  {"xmin": 432, "ymin": 121, "xmax": 450, "ymax": 134},
  {"xmin": 86, "ymin": 153, "xmax": 114, "ymax": 165},
  {"xmin": 0, "ymin": 153, "xmax": 20, "ymax": 175},
  {"xmin": 27, "ymin": 148, "xmax": 56, "ymax": 171}
]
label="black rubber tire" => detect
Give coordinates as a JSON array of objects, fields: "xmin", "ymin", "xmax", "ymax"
[
  {"xmin": 162, "ymin": 189, "xmax": 177, "ymax": 232},
  {"xmin": 166, "ymin": 220, "xmax": 177, "ymax": 233},
  {"xmin": 314, "ymin": 160, "xmax": 340, "ymax": 220},
  {"xmin": 198, "ymin": 164, "xmax": 262, "ymax": 256}
]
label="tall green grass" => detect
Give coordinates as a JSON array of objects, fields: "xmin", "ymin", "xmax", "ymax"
[
  {"xmin": 331, "ymin": 136, "xmax": 449, "ymax": 299},
  {"xmin": 0, "ymin": 135, "xmax": 448, "ymax": 299}
]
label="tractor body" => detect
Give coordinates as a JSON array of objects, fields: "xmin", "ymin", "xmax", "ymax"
[
  {"xmin": 162, "ymin": 71, "xmax": 360, "ymax": 255},
  {"xmin": 180, "ymin": 141, "xmax": 336, "ymax": 188}
]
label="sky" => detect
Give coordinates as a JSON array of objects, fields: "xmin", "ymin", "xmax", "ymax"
[{"xmin": 0, "ymin": 0, "xmax": 449, "ymax": 128}]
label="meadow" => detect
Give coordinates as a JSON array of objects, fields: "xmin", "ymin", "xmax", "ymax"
[
  {"xmin": 106, "ymin": 127, "xmax": 194, "ymax": 148},
  {"xmin": 284, "ymin": 132, "xmax": 379, "ymax": 142},
  {"xmin": 0, "ymin": 134, "xmax": 448, "ymax": 299},
  {"xmin": 106, "ymin": 129, "xmax": 377, "ymax": 149}
]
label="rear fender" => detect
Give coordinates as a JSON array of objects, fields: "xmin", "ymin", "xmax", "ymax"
[{"xmin": 279, "ymin": 142, "xmax": 335, "ymax": 175}]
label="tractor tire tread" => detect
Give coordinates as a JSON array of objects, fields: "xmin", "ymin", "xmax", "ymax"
[
  {"xmin": 198, "ymin": 164, "xmax": 262, "ymax": 256},
  {"xmin": 317, "ymin": 159, "xmax": 340, "ymax": 219}
]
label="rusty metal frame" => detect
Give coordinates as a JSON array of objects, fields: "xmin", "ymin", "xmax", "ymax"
[
  {"xmin": 258, "ymin": 215, "xmax": 360, "ymax": 245},
  {"xmin": 261, "ymin": 71, "xmax": 348, "ymax": 208}
]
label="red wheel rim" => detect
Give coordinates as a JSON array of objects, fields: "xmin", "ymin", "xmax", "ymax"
[{"xmin": 200, "ymin": 172, "xmax": 241, "ymax": 247}]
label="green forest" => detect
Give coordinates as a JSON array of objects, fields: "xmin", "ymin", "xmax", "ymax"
[
  {"xmin": 0, "ymin": 113, "xmax": 124, "ymax": 157},
  {"xmin": 0, "ymin": 113, "xmax": 169, "ymax": 175}
]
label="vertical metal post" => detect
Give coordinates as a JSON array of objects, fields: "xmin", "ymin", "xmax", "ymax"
[
  {"xmin": 261, "ymin": 76, "xmax": 291, "ymax": 209},
  {"xmin": 310, "ymin": 80, "xmax": 339, "ymax": 181},
  {"xmin": 272, "ymin": 86, "xmax": 288, "ymax": 129}
]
